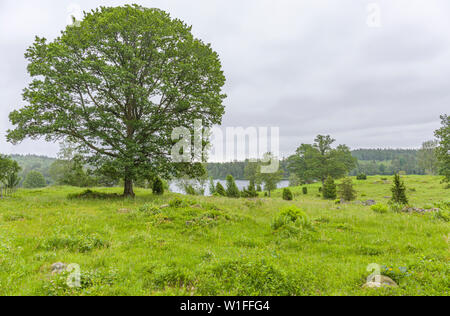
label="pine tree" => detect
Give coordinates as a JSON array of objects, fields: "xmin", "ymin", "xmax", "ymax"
[
  {"xmin": 215, "ymin": 182, "xmax": 226, "ymax": 196},
  {"xmin": 247, "ymin": 179, "xmax": 257, "ymax": 198},
  {"xmin": 152, "ymin": 177, "xmax": 164, "ymax": 195},
  {"xmin": 391, "ymin": 174, "xmax": 408, "ymax": 204},
  {"xmin": 226, "ymin": 175, "xmax": 240, "ymax": 198},
  {"xmin": 282, "ymin": 188, "xmax": 293, "ymax": 201},
  {"xmin": 322, "ymin": 176, "xmax": 337, "ymax": 200},
  {"xmin": 338, "ymin": 177, "xmax": 357, "ymax": 201}
]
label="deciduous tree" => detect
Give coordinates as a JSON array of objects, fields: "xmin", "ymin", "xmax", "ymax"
[{"xmin": 7, "ymin": 5, "xmax": 226, "ymax": 197}]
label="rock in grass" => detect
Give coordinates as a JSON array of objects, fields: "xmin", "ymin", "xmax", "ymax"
[
  {"xmin": 363, "ymin": 275, "xmax": 398, "ymax": 289},
  {"xmin": 363, "ymin": 200, "xmax": 376, "ymax": 206},
  {"xmin": 51, "ymin": 262, "xmax": 67, "ymax": 274}
]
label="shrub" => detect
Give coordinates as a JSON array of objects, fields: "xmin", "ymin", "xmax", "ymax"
[
  {"xmin": 433, "ymin": 209, "xmax": 450, "ymax": 222},
  {"xmin": 302, "ymin": 187, "xmax": 308, "ymax": 195},
  {"xmin": 357, "ymin": 174, "xmax": 367, "ymax": 180},
  {"xmin": 67, "ymin": 189, "xmax": 121, "ymax": 200},
  {"xmin": 226, "ymin": 175, "xmax": 240, "ymax": 198},
  {"xmin": 338, "ymin": 177, "xmax": 357, "ymax": 201},
  {"xmin": 391, "ymin": 174, "xmax": 408, "ymax": 205},
  {"xmin": 371, "ymin": 203, "xmax": 389, "ymax": 214},
  {"xmin": 23, "ymin": 171, "xmax": 47, "ymax": 188},
  {"xmin": 215, "ymin": 182, "xmax": 226, "ymax": 196},
  {"xmin": 271, "ymin": 206, "xmax": 311, "ymax": 230},
  {"xmin": 322, "ymin": 176, "xmax": 337, "ymax": 200},
  {"xmin": 282, "ymin": 188, "xmax": 293, "ymax": 201},
  {"xmin": 388, "ymin": 201, "xmax": 403, "ymax": 213},
  {"xmin": 152, "ymin": 177, "xmax": 164, "ymax": 195}
]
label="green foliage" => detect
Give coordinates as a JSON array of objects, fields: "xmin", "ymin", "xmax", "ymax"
[
  {"xmin": 271, "ymin": 206, "xmax": 311, "ymax": 231},
  {"xmin": 302, "ymin": 187, "xmax": 308, "ymax": 195},
  {"xmin": 7, "ymin": 5, "xmax": 226, "ymax": 197},
  {"xmin": 225, "ymin": 175, "xmax": 240, "ymax": 198},
  {"xmin": 338, "ymin": 177, "xmax": 357, "ymax": 201},
  {"xmin": 241, "ymin": 180, "xmax": 258, "ymax": 198},
  {"xmin": 67, "ymin": 189, "xmax": 121, "ymax": 200},
  {"xmin": 388, "ymin": 201, "xmax": 404, "ymax": 213},
  {"xmin": 391, "ymin": 174, "xmax": 409, "ymax": 205},
  {"xmin": 209, "ymin": 178, "xmax": 216, "ymax": 195},
  {"xmin": 0, "ymin": 176, "xmax": 448, "ymax": 296},
  {"xmin": 434, "ymin": 115, "xmax": 450, "ymax": 182},
  {"xmin": 371, "ymin": 203, "xmax": 389, "ymax": 214},
  {"xmin": 282, "ymin": 188, "xmax": 293, "ymax": 201},
  {"xmin": 287, "ymin": 135, "xmax": 356, "ymax": 184},
  {"xmin": 356, "ymin": 174, "xmax": 367, "ymax": 180},
  {"xmin": 152, "ymin": 177, "xmax": 164, "ymax": 195},
  {"xmin": 256, "ymin": 153, "xmax": 284, "ymax": 197},
  {"xmin": 289, "ymin": 174, "xmax": 302, "ymax": 187},
  {"xmin": 0, "ymin": 155, "xmax": 22, "ymax": 194},
  {"xmin": 215, "ymin": 182, "xmax": 226, "ymax": 196},
  {"xmin": 322, "ymin": 176, "xmax": 337, "ymax": 200},
  {"xmin": 49, "ymin": 158, "xmax": 96, "ymax": 187},
  {"xmin": 23, "ymin": 171, "xmax": 46, "ymax": 189}
]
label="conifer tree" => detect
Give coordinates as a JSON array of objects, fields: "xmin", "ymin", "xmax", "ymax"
[
  {"xmin": 322, "ymin": 176, "xmax": 337, "ymax": 200},
  {"xmin": 391, "ymin": 174, "xmax": 408, "ymax": 204}
]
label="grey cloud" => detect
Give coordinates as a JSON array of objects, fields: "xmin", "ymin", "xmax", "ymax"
[{"xmin": 0, "ymin": 0, "xmax": 449, "ymax": 159}]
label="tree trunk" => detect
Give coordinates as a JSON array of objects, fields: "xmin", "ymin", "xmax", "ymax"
[{"xmin": 123, "ymin": 177, "xmax": 135, "ymax": 198}]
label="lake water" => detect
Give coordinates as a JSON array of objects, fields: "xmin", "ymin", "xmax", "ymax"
[{"xmin": 169, "ymin": 179, "xmax": 290, "ymax": 195}]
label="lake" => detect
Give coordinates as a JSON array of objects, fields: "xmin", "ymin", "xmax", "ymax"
[{"xmin": 169, "ymin": 179, "xmax": 290, "ymax": 195}]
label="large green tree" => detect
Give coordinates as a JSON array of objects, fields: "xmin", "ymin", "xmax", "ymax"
[
  {"xmin": 23, "ymin": 171, "xmax": 47, "ymax": 189},
  {"xmin": 7, "ymin": 5, "xmax": 226, "ymax": 197},
  {"xmin": 287, "ymin": 135, "xmax": 356, "ymax": 184},
  {"xmin": 434, "ymin": 115, "xmax": 450, "ymax": 183}
]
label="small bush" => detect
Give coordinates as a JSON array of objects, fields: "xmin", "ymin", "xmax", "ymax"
[
  {"xmin": 338, "ymin": 177, "xmax": 357, "ymax": 201},
  {"xmin": 226, "ymin": 175, "xmax": 240, "ymax": 198},
  {"xmin": 215, "ymin": 182, "xmax": 226, "ymax": 196},
  {"xmin": 67, "ymin": 190, "xmax": 121, "ymax": 200},
  {"xmin": 169, "ymin": 197, "xmax": 192, "ymax": 208},
  {"xmin": 152, "ymin": 177, "xmax": 164, "ymax": 195},
  {"xmin": 40, "ymin": 234, "xmax": 108, "ymax": 253},
  {"xmin": 433, "ymin": 209, "xmax": 449, "ymax": 222},
  {"xmin": 302, "ymin": 187, "xmax": 308, "ymax": 195},
  {"xmin": 282, "ymin": 188, "xmax": 293, "ymax": 201},
  {"xmin": 371, "ymin": 203, "xmax": 389, "ymax": 214},
  {"xmin": 322, "ymin": 176, "xmax": 337, "ymax": 200},
  {"xmin": 357, "ymin": 174, "xmax": 367, "ymax": 180},
  {"xmin": 271, "ymin": 206, "xmax": 311, "ymax": 231}
]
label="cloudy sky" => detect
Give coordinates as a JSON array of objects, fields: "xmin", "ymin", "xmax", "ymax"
[{"xmin": 0, "ymin": 0, "xmax": 449, "ymax": 159}]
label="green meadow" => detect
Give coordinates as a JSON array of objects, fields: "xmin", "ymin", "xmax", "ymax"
[{"xmin": 0, "ymin": 175, "xmax": 448, "ymax": 296}]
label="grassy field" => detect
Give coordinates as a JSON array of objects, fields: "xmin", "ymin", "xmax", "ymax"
[{"xmin": 0, "ymin": 175, "xmax": 448, "ymax": 296}]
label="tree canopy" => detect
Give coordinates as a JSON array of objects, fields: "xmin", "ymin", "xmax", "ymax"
[
  {"xmin": 287, "ymin": 135, "xmax": 356, "ymax": 184},
  {"xmin": 7, "ymin": 5, "xmax": 226, "ymax": 197}
]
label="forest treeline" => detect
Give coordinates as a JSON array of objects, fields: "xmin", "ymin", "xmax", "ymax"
[
  {"xmin": 208, "ymin": 149, "xmax": 427, "ymax": 179},
  {"xmin": 2, "ymin": 148, "xmax": 428, "ymax": 187}
]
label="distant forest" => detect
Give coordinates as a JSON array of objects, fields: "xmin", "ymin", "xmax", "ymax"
[
  {"xmin": 208, "ymin": 149, "xmax": 424, "ymax": 179},
  {"xmin": 5, "ymin": 149, "xmax": 425, "ymax": 185}
]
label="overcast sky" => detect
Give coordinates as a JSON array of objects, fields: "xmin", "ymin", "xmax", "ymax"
[{"xmin": 1, "ymin": 0, "xmax": 449, "ymax": 159}]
